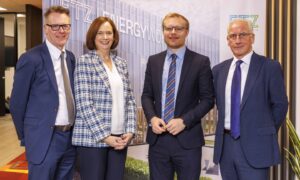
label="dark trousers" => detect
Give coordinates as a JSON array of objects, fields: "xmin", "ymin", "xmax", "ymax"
[
  {"xmin": 77, "ymin": 146, "xmax": 127, "ymax": 180},
  {"xmin": 220, "ymin": 133, "xmax": 269, "ymax": 180},
  {"xmin": 149, "ymin": 133, "xmax": 202, "ymax": 180},
  {"xmin": 28, "ymin": 130, "xmax": 76, "ymax": 180}
]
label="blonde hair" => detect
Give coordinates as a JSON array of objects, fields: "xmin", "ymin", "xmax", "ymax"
[{"xmin": 162, "ymin": 12, "xmax": 189, "ymax": 30}]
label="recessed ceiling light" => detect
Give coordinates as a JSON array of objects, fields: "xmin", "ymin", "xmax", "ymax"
[
  {"xmin": 0, "ymin": 7, "xmax": 7, "ymax": 11},
  {"xmin": 17, "ymin": 14, "xmax": 26, "ymax": 18}
]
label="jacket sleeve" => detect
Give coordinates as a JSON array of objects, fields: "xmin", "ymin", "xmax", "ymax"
[
  {"xmin": 268, "ymin": 61, "xmax": 288, "ymax": 131},
  {"xmin": 181, "ymin": 57, "xmax": 215, "ymax": 129},
  {"xmin": 141, "ymin": 57, "xmax": 157, "ymax": 123},
  {"xmin": 10, "ymin": 53, "xmax": 36, "ymax": 146}
]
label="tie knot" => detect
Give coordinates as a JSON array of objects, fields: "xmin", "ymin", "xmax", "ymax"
[
  {"xmin": 236, "ymin": 60, "xmax": 243, "ymax": 66},
  {"xmin": 170, "ymin": 54, "xmax": 177, "ymax": 61},
  {"xmin": 60, "ymin": 52, "xmax": 65, "ymax": 61}
]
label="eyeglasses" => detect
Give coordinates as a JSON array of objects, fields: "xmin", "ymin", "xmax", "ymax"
[
  {"xmin": 227, "ymin": 32, "xmax": 252, "ymax": 40},
  {"xmin": 46, "ymin": 24, "xmax": 71, "ymax": 31},
  {"xmin": 96, "ymin": 31, "xmax": 113, "ymax": 37},
  {"xmin": 163, "ymin": 26, "xmax": 186, "ymax": 32}
]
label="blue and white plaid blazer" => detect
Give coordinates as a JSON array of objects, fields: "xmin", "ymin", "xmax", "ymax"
[{"xmin": 72, "ymin": 50, "xmax": 137, "ymax": 147}]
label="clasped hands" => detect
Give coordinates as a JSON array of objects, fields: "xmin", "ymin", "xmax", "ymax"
[
  {"xmin": 103, "ymin": 133, "xmax": 133, "ymax": 150},
  {"xmin": 150, "ymin": 117, "xmax": 186, "ymax": 135}
]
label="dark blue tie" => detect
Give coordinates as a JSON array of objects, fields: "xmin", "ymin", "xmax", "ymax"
[
  {"xmin": 164, "ymin": 54, "xmax": 177, "ymax": 123},
  {"xmin": 231, "ymin": 60, "xmax": 243, "ymax": 139}
]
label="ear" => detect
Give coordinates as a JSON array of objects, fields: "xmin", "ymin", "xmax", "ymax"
[
  {"xmin": 43, "ymin": 24, "xmax": 48, "ymax": 33},
  {"xmin": 185, "ymin": 29, "xmax": 189, "ymax": 36},
  {"xmin": 226, "ymin": 36, "xmax": 230, "ymax": 46},
  {"xmin": 251, "ymin": 34, "xmax": 255, "ymax": 44}
]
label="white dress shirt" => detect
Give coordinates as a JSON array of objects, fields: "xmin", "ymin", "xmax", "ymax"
[
  {"xmin": 224, "ymin": 51, "xmax": 253, "ymax": 130},
  {"xmin": 103, "ymin": 61, "xmax": 125, "ymax": 134},
  {"xmin": 46, "ymin": 40, "xmax": 71, "ymax": 125}
]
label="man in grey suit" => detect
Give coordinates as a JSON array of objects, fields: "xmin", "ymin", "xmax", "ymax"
[
  {"xmin": 212, "ymin": 19, "xmax": 288, "ymax": 180},
  {"xmin": 10, "ymin": 6, "xmax": 76, "ymax": 180}
]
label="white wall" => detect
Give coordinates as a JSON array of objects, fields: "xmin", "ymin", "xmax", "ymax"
[
  {"xmin": 5, "ymin": 68, "xmax": 14, "ymax": 99},
  {"xmin": 0, "ymin": 14, "xmax": 15, "ymax": 37},
  {"xmin": 17, "ymin": 16, "xmax": 26, "ymax": 57}
]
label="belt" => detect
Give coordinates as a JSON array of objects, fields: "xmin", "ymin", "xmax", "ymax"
[
  {"xmin": 54, "ymin": 125, "xmax": 72, "ymax": 132},
  {"xmin": 224, "ymin": 129, "xmax": 231, "ymax": 134},
  {"xmin": 111, "ymin": 134, "xmax": 122, "ymax": 137}
]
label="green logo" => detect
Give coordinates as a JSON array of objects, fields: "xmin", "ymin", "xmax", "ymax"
[{"xmin": 230, "ymin": 15, "xmax": 259, "ymax": 29}]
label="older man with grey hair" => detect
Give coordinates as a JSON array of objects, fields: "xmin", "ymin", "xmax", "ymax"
[{"xmin": 212, "ymin": 19, "xmax": 288, "ymax": 180}]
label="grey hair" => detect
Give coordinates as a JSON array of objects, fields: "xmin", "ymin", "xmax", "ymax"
[{"xmin": 227, "ymin": 19, "xmax": 253, "ymax": 34}]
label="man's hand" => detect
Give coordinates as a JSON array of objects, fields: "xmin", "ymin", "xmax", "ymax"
[
  {"xmin": 150, "ymin": 116, "xmax": 167, "ymax": 134},
  {"xmin": 103, "ymin": 135, "xmax": 127, "ymax": 150},
  {"xmin": 166, "ymin": 118, "xmax": 186, "ymax": 135}
]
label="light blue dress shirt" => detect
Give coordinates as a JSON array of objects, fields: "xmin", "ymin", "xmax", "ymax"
[{"xmin": 161, "ymin": 46, "xmax": 186, "ymax": 120}]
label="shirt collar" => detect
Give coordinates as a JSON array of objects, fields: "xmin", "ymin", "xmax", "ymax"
[
  {"xmin": 166, "ymin": 46, "xmax": 186, "ymax": 61},
  {"xmin": 45, "ymin": 39, "xmax": 66, "ymax": 60},
  {"xmin": 232, "ymin": 50, "xmax": 253, "ymax": 65}
]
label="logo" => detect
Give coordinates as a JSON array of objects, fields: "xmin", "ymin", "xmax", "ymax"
[{"xmin": 230, "ymin": 15, "xmax": 259, "ymax": 29}]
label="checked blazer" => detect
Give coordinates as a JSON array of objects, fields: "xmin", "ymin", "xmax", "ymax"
[{"xmin": 72, "ymin": 50, "xmax": 136, "ymax": 147}]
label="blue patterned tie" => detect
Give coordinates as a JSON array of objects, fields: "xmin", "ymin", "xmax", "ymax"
[
  {"xmin": 164, "ymin": 54, "xmax": 177, "ymax": 123},
  {"xmin": 231, "ymin": 60, "xmax": 243, "ymax": 139}
]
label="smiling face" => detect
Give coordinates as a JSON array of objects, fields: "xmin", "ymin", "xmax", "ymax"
[
  {"xmin": 44, "ymin": 12, "xmax": 70, "ymax": 50},
  {"xmin": 163, "ymin": 17, "xmax": 189, "ymax": 50},
  {"xmin": 227, "ymin": 20, "xmax": 255, "ymax": 59},
  {"xmin": 94, "ymin": 21, "xmax": 114, "ymax": 51}
]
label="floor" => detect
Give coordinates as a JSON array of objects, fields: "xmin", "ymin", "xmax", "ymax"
[{"xmin": 0, "ymin": 114, "xmax": 25, "ymax": 167}]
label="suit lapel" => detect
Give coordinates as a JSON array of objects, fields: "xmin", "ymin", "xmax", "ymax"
[
  {"xmin": 112, "ymin": 56, "xmax": 127, "ymax": 94},
  {"xmin": 177, "ymin": 49, "xmax": 192, "ymax": 96},
  {"xmin": 91, "ymin": 52, "xmax": 111, "ymax": 95},
  {"xmin": 41, "ymin": 43, "xmax": 58, "ymax": 94},
  {"xmin": 219, "ymin": 59, "xmax": 232, "ymax": 114},
  {"xmin": 66, "ymin": 51, "xmax": 75, "ymax": 92},
  {"xmin": 240, "ymin": 52, "xmax": 263, "ymax": 110},
  {"xmin": 156, "ymin": 51, "xmax": 167, "ymax": 98},
  {"xmin": 112, "ymin": 56, "xmax": 125, "ymax": 82}
]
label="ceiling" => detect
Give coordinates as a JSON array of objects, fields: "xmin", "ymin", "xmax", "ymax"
[{"xmin": 0, "ymin": 0, "xmax": 42, "ymax": 13}]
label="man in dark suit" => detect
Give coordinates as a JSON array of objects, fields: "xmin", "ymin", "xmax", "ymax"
[
  {"xmin": 10, "ymin": 6, "xmax": 76, "ymax": 180},
  {"xmin": 142, "ymin": 12, "xmax": 214, "ymax": 180},
  {"xmin": 213, "ymin": 19, "xmax": 288, "ymax": 180}
]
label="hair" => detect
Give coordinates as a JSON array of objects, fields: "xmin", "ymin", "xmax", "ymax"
[
  {"xmin": 162, "ymin": 12, "xmax": 189, "ymax": 30},
  {"xmin": 44, "ymin": 6, "xmax": 70, "ymax": 19},
  {"xmin": 85, "ymin": 16, "xmax": 119, "ymax": 50},
  {"xmin": 227, "ymin": 19, "xmax": 253, "ymax": 34}
]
